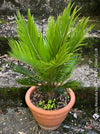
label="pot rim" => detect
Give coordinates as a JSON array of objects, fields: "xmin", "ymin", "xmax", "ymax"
[{"xmin": 25, "ymin": 86, "xmax": 75, "ymax": 115}]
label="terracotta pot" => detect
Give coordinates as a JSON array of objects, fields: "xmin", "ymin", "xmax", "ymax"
[{"xmin": 25, "ymin": 86, "xmax": 75, "ymax": 131}]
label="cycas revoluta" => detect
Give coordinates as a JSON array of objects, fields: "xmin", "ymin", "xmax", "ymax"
[{"xmin": 9, "ymin": 2, "xmax": 93, "ymax": 96}]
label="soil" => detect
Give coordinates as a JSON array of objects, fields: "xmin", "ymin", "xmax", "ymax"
[{"xmin": 30, "ymin": 89, "xmax": 70, "ymax": 110}]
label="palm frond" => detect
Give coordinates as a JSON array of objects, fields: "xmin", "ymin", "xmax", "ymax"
[
  {"xmin": 11, "ymin": 64, "xmax": 35, "ymax": 77},
  {"xmin": 54, "ymin": 54, "xmax": 80, "ymax": 83},
  {"xmin": 16, "ymin": 77, "xmax": 38, "ymax": 86},
  {"xmin": 8, "ymin": 2, "xmax": 93, "ymax": 90},
  {"xmin": 62, "ymin": 80, "xmax": 82, "ymax": 89}
]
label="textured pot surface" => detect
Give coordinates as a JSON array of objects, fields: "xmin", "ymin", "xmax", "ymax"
[{"xmin": 25, "ymin": 86, "xmax": 75, "ymax": 131}]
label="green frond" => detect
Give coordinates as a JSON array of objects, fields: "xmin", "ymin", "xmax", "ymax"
[
  {"xmin": 54, "ymin": 54, "xmax": 80, "ymax": 84},
  {"xmin": 8, "ymin": 2, "xmax": 93, "ymax": 91},
  {"xmin": 16, "ymin": 77, "xmax": 38, "ymax": 86},
  {"xmin": 62, "ymin": 80, "xmax": 82, "ymax": 89},
  {"xmin": 11, "ymin": 64, "xmax": 35, "ymax": 77}
]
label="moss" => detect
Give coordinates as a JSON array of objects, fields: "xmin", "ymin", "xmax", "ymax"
[
  {"xmin": 75, "ymin": 0, "xmax": 100, "ymax": 16},
  {"xmin": 62, "ymin": 87, "xmax": 100, "ymax": 114},
  {"xmin": 0, "ymin": 20, "xmax": 7, "ymax": 24},
  {"xmin": 0, "ymin": 87, "xmax": 28, "ymax": 107},
  {"xmin": 0, "ymin": 37, "xmax": 18, "ymax": 55},
  {"xmin": 79, "ymin": 37, "xmax": 100, "ymax": 67},
  {"xmin": 88, "ymin": 20, "xmax": 100, "ymax": 30}
]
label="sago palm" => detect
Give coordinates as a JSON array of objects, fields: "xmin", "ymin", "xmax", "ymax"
[{"xmin": 9, "ymin": 2, "xmax": 93, "ymax": 97}]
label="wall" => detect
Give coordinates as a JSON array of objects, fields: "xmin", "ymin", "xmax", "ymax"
[{"xmin": 0, "ymin": 0, "xmax": 100, "ymax": 17}]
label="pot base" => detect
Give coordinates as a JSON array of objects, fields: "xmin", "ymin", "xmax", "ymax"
[{"xmin": 39, "ymin": 124, "xmax": 60, "ymax": 131}]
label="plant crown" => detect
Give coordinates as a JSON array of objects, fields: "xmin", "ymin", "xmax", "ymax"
[{"xmin": 9, "ymin": 2, "xmax": 93, "ymax": 94}]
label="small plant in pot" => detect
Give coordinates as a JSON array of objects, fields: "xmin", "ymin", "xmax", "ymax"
[{"xmin": 8, "ymin": 2, "xmax": 93, "ymax": 131}]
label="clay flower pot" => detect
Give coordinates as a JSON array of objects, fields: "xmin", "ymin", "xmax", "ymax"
[{"xmin": 25, "ymin": 86, "xmax": 75, "ymax": 131}]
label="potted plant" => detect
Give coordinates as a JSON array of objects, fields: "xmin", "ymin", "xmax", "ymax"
[{"xmin": 8, "ymin": 2, "xmax": 93, "ymax": 131}]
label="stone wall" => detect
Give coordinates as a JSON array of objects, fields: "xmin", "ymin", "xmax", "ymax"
[
  {"xmin": 0, "ymin": 0, "xmax": 100, "ymax": 17},
  {"xmin": 74, "ymin": 0, "xmax": 100, "ymax": 16},
  {"xmin": 0, "ymin": 0, "xmax": 67, "ymax": 18}
]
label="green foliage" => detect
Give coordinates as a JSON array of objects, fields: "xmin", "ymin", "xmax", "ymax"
[
  {"xmin": 37, "ymin": 98, "xmax": 56, "ymax": 110},
  {"xmin": 16, "ymin": 77, "xmax": 37, "ymax": 86},
  {"xmin": 0, "ymin": 19, "xmax": 7, "ymax": 24},
  {"xmin": 11, "ymin": 64, "xmax": 43, "ymax": 86},
  {"xmin": 62, "ymin": 80, "xmax": 83, "ymax": 89},
  {"xmin": 8, "ymin": 2, "xmax": 93, "ymax": 93},
  {"xmin": 11, "ymin": 64, "xmax": 34, "ymax": 77},
  {"xmin": 54, "ymin": 88, "xmax": 65, "ymax": 94}
]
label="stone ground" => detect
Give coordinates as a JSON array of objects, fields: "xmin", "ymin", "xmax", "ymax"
[
  {"xmin": 0, "ymin": 107, "xmax": 100, "ymax": 134},
  {"xmin": 0, "ymin": 15, "xmax": 100, "ymax": 38},
  {"xmin": 0, "ymin": 54, "xmax": 100, "ymax": 133},
  {"xmin": 0, "ymin": 54, "xmax": 100, "ymax": 88},
  {"xmin": 0, "ymin": 15, "xmax": 100, "ymax": 134}
]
